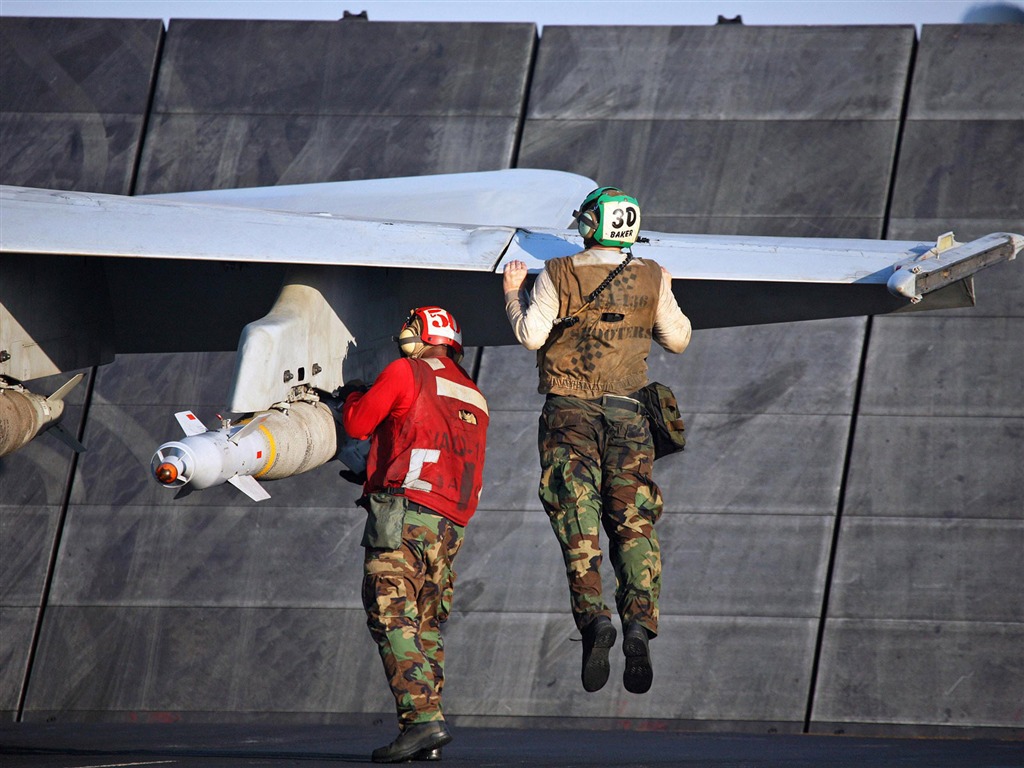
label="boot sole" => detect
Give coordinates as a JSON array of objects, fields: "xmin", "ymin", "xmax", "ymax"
[
  {"xmin": 622, "ymin": 633, "xmax": 653, "ymax": 694},
  {"xmin": 581, "ymin": 623, "xmax": 617, "ymax": 692}
]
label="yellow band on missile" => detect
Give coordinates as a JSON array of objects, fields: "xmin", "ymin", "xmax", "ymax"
[{"xmin": 254, "ymin": 423, "xmax": 277, "ymax": 478}]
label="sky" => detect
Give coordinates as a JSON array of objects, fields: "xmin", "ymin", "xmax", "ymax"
[{"xmin": 2, "ymin": 0, "xmax": 1024, "ymax": 29}]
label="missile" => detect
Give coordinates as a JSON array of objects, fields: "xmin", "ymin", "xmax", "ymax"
[
  {"xmin": 0, "ymin": 374, "xmax": 86, "ymax": 457},
  {"xmin": 150, "ymin": 400, "xmax": 336, "ymax": 501}
]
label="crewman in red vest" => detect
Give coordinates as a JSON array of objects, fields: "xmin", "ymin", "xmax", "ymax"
[{"xmin": 341, "ymin": 306, "xmax": 489, "ymax": 764}]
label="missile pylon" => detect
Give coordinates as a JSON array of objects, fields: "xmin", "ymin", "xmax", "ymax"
[{"xmin": 150, "ymin": 400, "xmax": 336, "ymax": 501}]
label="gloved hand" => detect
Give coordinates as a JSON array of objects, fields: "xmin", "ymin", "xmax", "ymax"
[
  {"xmin": 338, "ymin": 468, "xmax": 368, "ymax": 485},
  {"xmin": 322, "ymin": 380, "xmax": 368, "ymax": 421},
  {"xmin": 334, "ymin": 379, "xmax": 368, "ymax": 403}
]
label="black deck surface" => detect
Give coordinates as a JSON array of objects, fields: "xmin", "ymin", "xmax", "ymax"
[{"xmin": 1, "ymin": 723, "xmax": 1020, "ymax": 767}]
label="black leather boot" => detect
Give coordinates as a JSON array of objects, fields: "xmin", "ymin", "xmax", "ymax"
[
  {"xmin": 581, "ymin": 615, "xmax": 617, "ymax": 692},
  {"xmin": 622, "ymin": 621, "xmax": 653, "ymax": 694},
  {"xmin": 372, "ymin": 722, "xmax": 452, "ymax": 763}
]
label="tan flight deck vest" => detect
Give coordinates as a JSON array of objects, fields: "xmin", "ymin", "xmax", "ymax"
[{"xmin": 538, "ymin": 253, "xmax": 662, "ymax": 398}]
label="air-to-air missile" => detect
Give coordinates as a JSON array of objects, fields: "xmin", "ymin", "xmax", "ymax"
[
  {"xmin": 0, "ymin": 373, "xmax": 86, "ymax": 457},
  {"xmin": 150, "ymin": 400, "xmax": 340, "ymax": 501}
]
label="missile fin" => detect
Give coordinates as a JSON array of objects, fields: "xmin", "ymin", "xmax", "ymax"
[
  {"xmin": 175, "ymin": 410, "xmax": 207, "ymax": 436},
  {"xmin": 46, "ymin": 373, "xmax": 85, "ymax": 403},
  {"xmin": 48, "ymin": 424, "xmax": 86, "ymax": 453},
  {"xmin": 229, "ymin": 413, "xmax": 270, "ymax": 444},
  {"xmin": 228, "ymin": 474, "xmax": 271, "ymax": 502}
]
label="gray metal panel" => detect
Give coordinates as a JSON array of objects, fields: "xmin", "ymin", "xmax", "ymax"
[
  {"xmin": 48, "ymin": 503, "xmax": 366, "ymax": 609},
  {"xmin": 0, "ymin": 113, "xmax": 146, "ymax": 193},
  {"xmin": 136, "ymin": 20, "xmax": 535, "ymax": 193},
  {"xmin": 520, "ymin": 119, "xmax": 897, "ymax": 231},
  {"xmin": 0, "ymin": 17, "xmax": 162, "ymax": 193},
  {"xmin": 156, "ymin": 20, "xmax": 535, "ymax": 116},
  {"xmin": 812, "ymin": 620, "xmax": 1024, "ymax": 729},
  {"xmin": 653, "ymin": 413, "xmax": 850, "ymax": 515},
  {"xmin": 0, "ymin": 607, "xmax": 36, "ymax": 718},
  {"xmin": 890, "ymin": 25, "xmax": 1024, "ymax": 326},
  {"xmin": 444, "ymin": 613, "xmax": 818, "ymax": 726},
  {"xmin": 907, "ymin": 25, "xmax": 1024, "ymax": 119},
  {"xmin": 647, "ymin": 318, "xmax": 865, "ymax": 415},
  {"xmin": 844, "ymin": 415, "xmax": 1024, "ymax": 520},
  {"xmin": 24, "ymin": 605, "xmax": 390, "ymax": 716},
  {"xmin": 859, "ymin": 316, "xmax": 1024, "ymax": 418},
  {"xmin": 828, "ymin": 517, "xmax": 1024, "ymax": 622},
  {"xmin": 137, "ymin": 114, "xmax": 520, "ymax": 193},
  {"xmin": 454, "ymin": 509, "xmax": 835, "ymax": 619},
  {"xmin": 818, "ymin": 23, "xmax": 1024, "ymax": 734},
  {"xmin": 0, "ymin": 18, "xmax": 160, "ymax": 114},
  {"xmin": 529, "ymin": 26, "xmax": 913, "ymax": 120},
  {"xmin": 890, "ymin": 120, "xmax": 1024, "ymax": 223}
]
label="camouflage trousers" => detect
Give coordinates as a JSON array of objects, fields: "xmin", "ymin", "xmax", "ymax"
[
  {"xmin": 362, "ymin": 507, "xmax": 465, "ymax": 728},
  {"xmin": 538, "ymin": 395, "xmax": 663, "ymax": 636}
]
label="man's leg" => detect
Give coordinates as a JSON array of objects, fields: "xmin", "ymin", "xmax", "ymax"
[
  {"xmin": 602, "ymin": 409, "xmax": 662, "ymax": 694},
  {"xmin": 363, "ymin": 524, "xmax": 442, "ymax": 728},
  {"xmin": 415, "ymin": 512, "xmax": 464, "ymax": 713},
  {"xmin": 538, "ymin": 398, "xmax": 609, "ymax": 629},
  {"xmin": 538, "ymin": 397, "xmax": 616, "ymax": 691},
  {"xmin": 364, "ymin": 512, "xmax": 461, "ymax": 762}
]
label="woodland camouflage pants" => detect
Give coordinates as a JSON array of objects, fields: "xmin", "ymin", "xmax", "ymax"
[
  {"xmin": 362, "ymin": 507, "xmax": 464, "ymax": 728},
  {"xmin": 538, "ymin": 395, "xmax": 663, "ymax": 636}
]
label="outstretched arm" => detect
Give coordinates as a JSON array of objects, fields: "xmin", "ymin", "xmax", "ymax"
[
  {"xmin": 653, "ymin": 266, "xmax": 692, "ymax": 354},
  {"xmin": 503, "ymin": 260, "xmax": 559, "ymax": 350}
]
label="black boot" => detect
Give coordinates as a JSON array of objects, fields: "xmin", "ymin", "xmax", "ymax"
[
  {"xmin": 372, "ymin": 722, "xmax": 452, "ymax": 763},
  {"xmin": 581, "ymin": 615, "xmax": 616, "ymax": 692},
  {"xmin": 622, "ymin": 621, "xmax": 653, "ymax": 694},
  {"xmin": 415, "ymin": 746, "xmax": 442, "ymax": 761}
]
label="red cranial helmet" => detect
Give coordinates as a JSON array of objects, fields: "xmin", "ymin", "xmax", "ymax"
[{"xmin": 396, "ymin": 306, "xmax": 464, "ymax": 362}]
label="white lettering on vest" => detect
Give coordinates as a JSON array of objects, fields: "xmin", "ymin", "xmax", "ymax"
[{"xmin": 403, "ymin": 448, "xmax": 440, "ymax": 491}]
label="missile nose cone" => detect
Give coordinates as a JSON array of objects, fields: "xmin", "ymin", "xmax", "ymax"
[{"xmin": 155, "ymin": 462, "xmax": 179, "ymax": 484}]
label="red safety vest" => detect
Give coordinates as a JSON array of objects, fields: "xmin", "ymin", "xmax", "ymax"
[{"xmin": 365, "ymin": 357, "xmax": 489, "ymax": 526}]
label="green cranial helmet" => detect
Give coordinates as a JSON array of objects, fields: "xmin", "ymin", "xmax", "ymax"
[{"xmin": 572, "ymin": 187, "xmax": 642, "ymax": 248}]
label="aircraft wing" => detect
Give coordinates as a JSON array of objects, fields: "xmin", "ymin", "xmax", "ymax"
[{"xmin": 2, "ymin": 169, "xmax": 1021, "ymax": 407}]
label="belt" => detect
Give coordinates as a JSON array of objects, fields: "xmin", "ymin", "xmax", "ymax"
[
  {"xmin": 545, "ymin": 393, "xmax": 644, "ymax": 413},
  {"xmin": 600, "ymin": 394, "xmax": 644, "ymax": 413},
  {"xmin": 404, "ymin": 500, "xmax": 441, "ymax": 516}
]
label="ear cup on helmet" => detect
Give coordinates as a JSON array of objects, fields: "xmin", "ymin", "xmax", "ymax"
[
  {"xmin": 397, "ymin": 324, "xmax": 426, "ymax": 358},
  {"xmin": 577, "ymin": 208, "xmax": 599, "ymax": 239}
]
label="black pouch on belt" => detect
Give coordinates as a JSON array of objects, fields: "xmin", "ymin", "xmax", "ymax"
[{"xmin": 635, "ymin": 381, "xmax": 686, "ymax": 460}]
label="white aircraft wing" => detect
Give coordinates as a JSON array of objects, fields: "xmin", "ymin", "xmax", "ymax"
[{"xmin": 2, "ymin": 169, "xmax": 1021, "ymax": 411}]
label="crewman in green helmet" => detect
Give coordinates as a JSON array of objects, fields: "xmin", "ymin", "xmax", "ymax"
[{"xmin": 502, "ymin": 187, "xmax": 691, "ymax": 695}]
